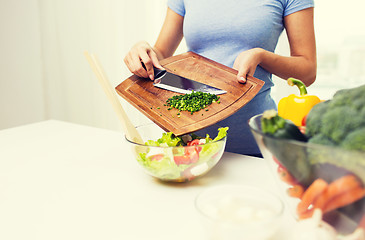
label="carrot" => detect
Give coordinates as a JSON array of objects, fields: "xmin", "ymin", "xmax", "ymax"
[
  {"xmin": 323, "ymin": 187, "xmax": 365, "ymax": 214},
  {"xmin": 313, "ymin": 174, "xmax": 361, "ymax": 210},
  {"xmin": 298, "ymin": 208, "xmax": 315, "ymax": 219},
  {"xmin": 287, "ymin": 184, "xmax": 304, "ymax": 199},
  {"xmin": 297, "ymin": 178, "xmax": 328, "ymax": 216}
]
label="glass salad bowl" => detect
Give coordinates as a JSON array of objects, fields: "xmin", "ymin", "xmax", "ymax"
[
  {"xmin": 248, "ymin": 114, "xmax": 365, "ymax": 235},
  {"xmin": 125, "ymin": 123, "xmax": 227, "ymax": 182}
]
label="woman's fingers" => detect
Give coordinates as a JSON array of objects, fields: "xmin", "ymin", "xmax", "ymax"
[
  {"xmin": 149, "ymin": 50, "xmax": 164, "ymax": 70},
  {"xmin": 233, "ymin": 55, "xmax": 249, "ymax": 84},
  {"xmin": 237, "ymin": 69, "xmax": 248, "ymax": 84},
  {"xmin": 124, "ymin": 41, "xmax": 163, "ymax": 80},
  {"xmin": 139, "ymin": 50, "xmax": 155, "ymax": 80},
  {"xmin": 131, "ymin": 53, "xmax": 149, "ymax": 78},
  {"xmin": 233, "ymin": 48, "xmax": 262, "ymax": 84},
  {"xmin": 124, "ymin": 53, "xmax": 144, "ymax": 78},
  {"xmin": 236, "ymin": 66, "xmax": 256, "ymax": 84}
]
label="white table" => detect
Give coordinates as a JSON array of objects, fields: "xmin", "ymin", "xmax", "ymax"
[{"xmin": 0, "ymin": 120, "xmax": 295, "ymax": 239}]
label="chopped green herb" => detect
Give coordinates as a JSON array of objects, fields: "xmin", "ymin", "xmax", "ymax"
[{"xmin": 165, "ymin": 91, "xmax": 220, "ymax": 114}]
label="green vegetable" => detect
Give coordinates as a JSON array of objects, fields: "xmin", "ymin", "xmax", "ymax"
[
  {"xmin": 261, "ymin": 109, "xmax": 307, "ymax": 142},
  {"xmin": 145, "ymin": 132, "xmax": 183, "ymax": 147},
  {"xmin": 306, "ymin": 134, "xmax": 335, "ymax": 146},
  {"xmin": 166, "ymin": 91, "xmax": 219, "ymax": 114},
  {"xmin": 341, "ymin": 128, "xmax": 365, "ymax": 151},
  {"xmin": 304, "ymin": 100, "xmax": 331, "ymax": 137},
  {"xmin": 306, "ymin": 84, "xmax": 365, "ymax": 151},
  {"xmin": 261, "ymin": 110, "xmax": 312, "ymax": 186},
  {"xmin": 305, "ymin": 84, "xmax": 365, "ymax": 186},
  {"xmin": 137, "ymin": 150, "xmax": 185, "ymax": 180},
  {"xmin": 212, "ymin": 127, "xmax": 229, "ymax": 142}
]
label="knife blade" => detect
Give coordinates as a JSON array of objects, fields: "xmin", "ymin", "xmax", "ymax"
[{"xmin": 151, "ymin": 66, "xmax": 227, "ymax": 95}]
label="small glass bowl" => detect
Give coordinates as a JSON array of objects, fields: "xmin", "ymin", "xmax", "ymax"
[{"xmin": 195, "ymin": 185, "xmax": 284, "ymax": 240}]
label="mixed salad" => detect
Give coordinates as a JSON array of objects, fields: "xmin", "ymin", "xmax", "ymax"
[{"xmin": 136, "ymin": 127, "xmax": 228, "ymax": 181}]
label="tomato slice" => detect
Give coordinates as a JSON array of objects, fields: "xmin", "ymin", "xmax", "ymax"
[
  {"xmin": 173, "ymin": 156, "xmax": 191, "ymax": 165},
  {"xmin": 187, "ymin": 139, "xmax": 201, "ymax": 146},
  {"xmin": 173, "ymin": 147, "xmax": 199, "ymax": 165},
  {"xmin": 185, "ymin": 147, "xmax": 199, "ymax": 163},
  {"xmin": 149, "ymin": 154, "xmax": 164, "ymax": 161},
  {"xmin": 187, "ymin": 139, "xmax": 203, "ymax": 153}
]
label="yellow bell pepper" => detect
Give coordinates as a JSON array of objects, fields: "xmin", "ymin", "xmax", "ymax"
[{"xmin": 278, "ymin": 78, "xmax": 321, "ymax": 126}]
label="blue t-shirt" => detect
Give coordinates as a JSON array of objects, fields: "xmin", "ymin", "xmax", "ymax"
[{"xmin": 167, "ymin": 0, "xmax": 314, "ymax": 155}]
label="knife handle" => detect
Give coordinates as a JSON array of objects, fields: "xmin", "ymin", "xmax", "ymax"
[{"xmin": 141, "ymin": 62, "xmax": 166, "ymax": 79}]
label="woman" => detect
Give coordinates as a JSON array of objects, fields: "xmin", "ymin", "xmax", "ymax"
[{"xmin": 124, "ymin": 0, "xmax": 316, "ymax": 157}]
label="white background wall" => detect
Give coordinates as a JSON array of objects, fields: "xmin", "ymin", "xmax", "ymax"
[
  {"xmin": 1, "ymin": 0, "xmax": 365, "ymax": 131},
  {"xmin": 272, "ymin": 0, "xmax": 365, "ymax": 102},
  {"xmin": 1, "ymin": 0, "xmax": 45, "ymax": 129}
]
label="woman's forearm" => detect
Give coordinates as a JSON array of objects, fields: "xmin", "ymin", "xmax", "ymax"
[
  {"xmin": 259, "ymin": 49, "xmax": 316, "ymax": 87},
  {"xmin": 151, "ymin": 47, "xmax": 165, "ymax": 61},
  {"xmin": 153, "ymin": 8, "xmax": 184, "ymax": 60}
]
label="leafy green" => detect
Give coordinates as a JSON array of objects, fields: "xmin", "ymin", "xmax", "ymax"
[
  {"xmin": 212, "ymin": 127, "xmax": 229, "ymax": 142},
  {"xmin": 145, "ymin": 132, "xmax": 182, "ymax": 147},
  {"xmin": 137, "ymin": 149, "xmax": 184, "ymax": 180}
]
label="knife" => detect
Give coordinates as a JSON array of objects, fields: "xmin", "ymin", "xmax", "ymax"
[{"xmin": 145, "ymin": 65, "xmax": 227, "ymax": 95}]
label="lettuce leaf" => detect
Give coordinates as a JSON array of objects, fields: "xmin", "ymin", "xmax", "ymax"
[{"xmin": 145, "ymin": 132, "xmax": 182, "ymax": 147}]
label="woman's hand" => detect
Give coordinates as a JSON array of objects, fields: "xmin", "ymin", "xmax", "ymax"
[
  {"xmin": 124, "ymin": 41, "xmax": 164, "ymax": 80},
  {"xmin": 123, "ymin": 8, "xmax": 184, "ymax": 81},
  {"xmin": 233, "ymin": 48, "xmax": 264, "ymax": 83}
]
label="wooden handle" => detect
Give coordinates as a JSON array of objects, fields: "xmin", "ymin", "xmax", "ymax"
[{"xmin": 84, "ymin": 51, "xmax": 143, "ymax": 144}]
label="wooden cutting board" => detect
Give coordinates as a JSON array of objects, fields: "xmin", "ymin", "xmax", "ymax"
[{"xmin": 115, "ymin": 52, "xmax": 264, "ymax": 136}]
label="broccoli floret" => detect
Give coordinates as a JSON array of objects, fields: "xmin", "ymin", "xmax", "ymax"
[
  {"xmin": 341, "ymin": 127, "xmax": 365, "ymax": 151},
  {"xmin": 308, "ymin": 134, "xmax": 336, "ymax": 146},
  {"xmin": 330, "ymin": 84, "xmax": 365, "ymax": 109},
  {"xmin": 321, "ymin": 106, "xmax": 364, "ymax": 144},
  {"xmin": 305, "ymin": 100, "xmax": 330, "ymax": 137},
  {"xmin": 350, "ymin": 98, "xmax": 365, "ymax": 111},
  {"xmin": 306, "ymin": 84, "xmax": 365, "ymax": 151}
]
